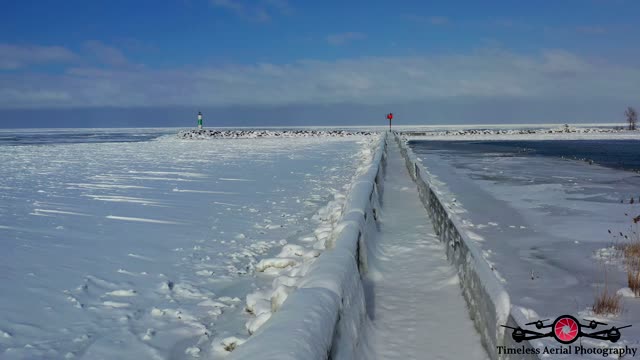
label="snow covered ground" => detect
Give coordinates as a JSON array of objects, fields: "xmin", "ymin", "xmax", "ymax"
[
  {"xmin": 406, "ymin": 132, "xmax": 640, "ymax": 358},
  {"xmin": 357, "ymin": 141, "xmax": 488, "ymax": 360},
  {"xmin": 0, "ymin": 129, "xmax": 375, "ymax": 359}
]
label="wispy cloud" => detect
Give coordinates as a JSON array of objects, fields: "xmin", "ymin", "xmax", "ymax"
[
  {"xmin": 2, "ymin": 48, "xmax": 639, "ymax": 109},
  {"xmin": 493, "ymin": 20, "xmax": 610, "ymax": 36},
  {"xmin": 405, "ymin": 15, "xmax": 450, "ymax": 26},
  {"xmin": 427, "ymin": 16, "xmax": 449, "ymax": 25},
  {"xmin": 0, "ymin": 44, "xmax": 76, "ymax": 70},
  {"xmin": 84, "ymin": 40, "xmax": 129, "ymax": 67},
  {"xmin": 491, "ymin": 18, "xmax": 534, "ymax": 31},
  {"xmin": 576, "ymin": 25, "xmax": 608, "ymax": 34},
  {"xmin": 263, "ymin": 0, "xmax": 292, "ymax": 15},
  {"xmin": 211, "ymin": 0, "xmax": 265, "ymax": 21},
  {"xmin": 0, "ymin": 41, "xmax": 134, "ymax": 72},
  {"xmin": 211, "ymin": 0, "xmax": 291, "ymax": 22},
  {"xmin": 210, "ymin": 0, "xmax": 243, "ymax": 12},
  {"xmin": 326, "ymin": 32, "xmax": 366, "ymax": 46}
]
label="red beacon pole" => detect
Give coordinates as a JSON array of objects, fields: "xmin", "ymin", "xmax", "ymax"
[{"xmin": 386, "ymin": 113, "xmax": 393, "ymax": 130}]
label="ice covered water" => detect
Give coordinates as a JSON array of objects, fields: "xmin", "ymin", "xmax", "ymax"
[
  {"xmin": 409, "ymin": 138, "xmax": 640, "ymax": 354},
  {"xmin": 0, "ymin": 131, "xmax": 368, "ymax": 359},
  {"xmin": 0, "ymin": 128, "xmax": 175, "ymax": 146}
]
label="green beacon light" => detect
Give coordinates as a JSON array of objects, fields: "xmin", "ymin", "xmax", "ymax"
[{"xmin": 197, "ymin": 111, "xmax": 203, "ymax": 130}]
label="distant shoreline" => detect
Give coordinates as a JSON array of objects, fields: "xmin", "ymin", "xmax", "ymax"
[{"xmin": 0, "ymin": 123, "xmax": 629, "ymax": 131}]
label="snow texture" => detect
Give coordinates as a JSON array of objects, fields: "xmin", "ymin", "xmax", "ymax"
[
  {"xmin": 357, "ymin": 140, "xmax": 488, "ymax": 359},
  {"xmin": 394, "ymin": 133, "xmax": 535, "ymax": 359},
  {"xmin": 0, "ymin": 131, "xmax": 370, "ymax": 359},
  {"xmin": 228, "ymin": 133, "xmax": 388, "ymax": 359}
]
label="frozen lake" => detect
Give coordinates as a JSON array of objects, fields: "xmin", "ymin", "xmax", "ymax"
[
  {"xmin": 0, "ymin": 129, "xmax": 370, "ymax": 359},
  {"xmin": 410, "ymin": 139, "xmax": 640, "ymax": 173},
  {"xmin": 410, "ymin": 138, "xmax": 640, "ymax": 355},
  {"xmin": 0, "ymin": 128, "xmax": 175, "ymax": 146}
]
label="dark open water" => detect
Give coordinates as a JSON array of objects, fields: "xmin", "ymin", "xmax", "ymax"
[{"xmin": 409, "ymin": 140, "xmax": 640, "ymax": 172}]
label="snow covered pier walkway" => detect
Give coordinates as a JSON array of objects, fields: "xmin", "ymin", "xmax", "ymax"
[{"xmin": 360, "ymin": 140, "xmax": 488, "ymax": 360}]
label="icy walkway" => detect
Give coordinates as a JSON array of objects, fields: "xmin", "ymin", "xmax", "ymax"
[{"xmin": 360, "ymin": 141, "xmax": 488, "ymax": 360}]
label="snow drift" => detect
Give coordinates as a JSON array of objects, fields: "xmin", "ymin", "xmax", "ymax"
[
  {"xmin": 228, "ymin": 133, "xmax": 388, "ymax": 360},
  {"xmin": 0, "ymin": 132, "xmax": 370, "ymax": 359}
]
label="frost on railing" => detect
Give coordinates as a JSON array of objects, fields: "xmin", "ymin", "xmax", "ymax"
[{"xmin": 394, "ymin": 133, "xmax": 540, "ymax": 360}]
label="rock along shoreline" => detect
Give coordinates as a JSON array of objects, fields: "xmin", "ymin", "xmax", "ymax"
[{"xmin": 177, "ymin": 129, "xmax": 374, "ymax": 140}]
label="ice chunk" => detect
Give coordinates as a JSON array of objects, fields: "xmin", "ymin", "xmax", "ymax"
[{"xmin": 255, "ymin": 258, "xmax": 299, "ymax": 272}]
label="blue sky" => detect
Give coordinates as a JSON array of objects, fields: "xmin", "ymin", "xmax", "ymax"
[{"xmin": 1, "ymin": 0, "xmax": 639, "ymax": 127}]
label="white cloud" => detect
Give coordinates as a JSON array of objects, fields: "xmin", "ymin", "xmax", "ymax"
[
  {"xmin": 1, "ymin": 49, "xmax": 639, "ymax": 109},
  {"xmin": 0, "ymin": 44, "xmax": 76, "ymax": 70},
  {"xmin": 210, "ymin": 0, "xmax": 289, "ymax": 22},
  {"xmin": 0, "ymin": 42, "xmax": 130, "ymax": 70},
  {"xmin": 0, "ymin": 89, "xmax": 72, "ymax": 106},
  {"xmin": 84, "ymin": 40, "xmax": 129, "ymax": 67},
  {"xmin": 326, "ymin": 32, "xmax": 367, "ymax": 46}
]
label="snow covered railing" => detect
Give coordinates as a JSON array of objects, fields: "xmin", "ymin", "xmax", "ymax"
[
  {"xmin": 394, "ymin": 133, "xmax": 541, "ymax": 360},
  {"xmin": 229, "ymin": 133, "xmax": 388, "ymax": 360}
]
